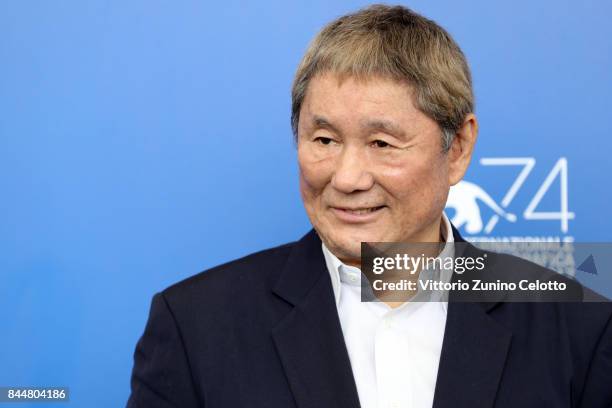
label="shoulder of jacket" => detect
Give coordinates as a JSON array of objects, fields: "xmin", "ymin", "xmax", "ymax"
[{"xmin": 160, "ymin": 239, "xmax": 297, "ymax": 302}]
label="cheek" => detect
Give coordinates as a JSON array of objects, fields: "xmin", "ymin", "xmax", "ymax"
[
  {"xmin": 298, "ymin": 148, "xmax": 334, "ymax": 195},
  {"xmin": 298, "ymin": 173, "xmax": 316, "ymax": 206},
  {"xmin": 381, "ymin": 156, "xmax": 449, "ymax": 203}
]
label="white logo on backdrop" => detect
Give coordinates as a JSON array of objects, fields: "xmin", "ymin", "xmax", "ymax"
[
  {"xmin": 445, "ymin": 157, "xmax": 577, "ymax": 276},
  {"xmin": 447, "ymin": 180, "xmax": 517, "ymax": 235},
  {"xmin": 446, "ymin": 157, "xmax": 575, "ymax": 237}
]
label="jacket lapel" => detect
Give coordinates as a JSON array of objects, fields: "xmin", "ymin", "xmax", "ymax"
[
  {"xmin": 432, "ymin": 301, "xmax": 512, "ymax": 408},
  {"xmin": 271, "ymin": 230, "xmax": 361, "ymax": 408},
  {"xmin": 432, "ymin": 226, "xmax": 513, "ymax": 408}
]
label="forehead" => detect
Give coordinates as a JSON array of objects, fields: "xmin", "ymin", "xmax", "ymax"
[{"xmin": 300, "ymin": 73, "xmax": 423, "ymax": 126}]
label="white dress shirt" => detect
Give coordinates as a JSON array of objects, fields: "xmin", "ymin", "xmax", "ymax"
[{"xmin": 322, "ymin": 212, "xmax": 455, "ymax": 408}]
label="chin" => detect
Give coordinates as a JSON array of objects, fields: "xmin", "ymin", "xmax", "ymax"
[
  {"xmin": 348, "ymin": 227, "xmax": 388, "ymax": 244},
  {"xmin": 329, "ymin": 229, "xmax": 384, "ymax": 258}
]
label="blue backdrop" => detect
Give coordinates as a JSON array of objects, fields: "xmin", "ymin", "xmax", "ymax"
[{"xmin": 1, "ymin": 1, "xmax": 611, "ymax": 407}]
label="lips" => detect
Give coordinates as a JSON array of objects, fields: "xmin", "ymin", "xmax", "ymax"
[
  {"xmin": 336, "ymin": 206, "xmax": 385, "ymax": 214},
  {"xmin": 330, "ymin": 205, "xmax": 386, "ymax": 223}
]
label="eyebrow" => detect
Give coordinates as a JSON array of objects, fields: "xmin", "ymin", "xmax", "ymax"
[
  {"xmin": 309, "ymin": 115, "xmax": 408, "ymax": 140},
  {"xmin": 312, "ymin": 115, "xmax": 340, "ymax": 133},
  {"xmin": 361, "ymin": 118, "xmax": 406, "ymax": 139}
]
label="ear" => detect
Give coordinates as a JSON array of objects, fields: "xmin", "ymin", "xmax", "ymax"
[{"xmin": 448, "ymin": 113, "xmax": 478, "ymax": 186}]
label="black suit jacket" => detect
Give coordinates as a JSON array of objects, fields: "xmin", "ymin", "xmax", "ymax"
[{"xmin": 127, "ymin": 228, "xmax": 612, "ymax": 408}]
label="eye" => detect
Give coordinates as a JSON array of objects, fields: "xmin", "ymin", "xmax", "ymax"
[
  {"xmin": 371, "ymin": 140, "xmax": 391, "ymax": 148},
  {"xmin": 314, "ymin": 136, "xmax": 334, "ymax": 145}
]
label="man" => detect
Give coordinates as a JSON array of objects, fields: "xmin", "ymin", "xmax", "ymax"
[{"xmin": 127, "ymin": 5, "xmax": 612, "ymax": 408}]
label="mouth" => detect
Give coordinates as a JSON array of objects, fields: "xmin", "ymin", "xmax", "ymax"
[
  {"xmin": 330, "ymin": 205, "xmax": 387, "ymax": 223},
  {"xmin": 336, "ymin": 206, "xmax": 385, "ymax": 214}
]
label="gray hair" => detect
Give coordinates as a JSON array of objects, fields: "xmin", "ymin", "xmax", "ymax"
[{"xmin": 291, "ymin": 4, "xmax": 474, "ymax": 151}]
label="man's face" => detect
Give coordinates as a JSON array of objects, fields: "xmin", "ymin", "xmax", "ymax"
[{"xmin": 297, "ymin": 73, "xmax": 455, "ymax": 266}]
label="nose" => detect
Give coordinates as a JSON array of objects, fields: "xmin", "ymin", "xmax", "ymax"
[{"xmin": 330, "ymin": 145, "xmax": 375, "ymax": 193}]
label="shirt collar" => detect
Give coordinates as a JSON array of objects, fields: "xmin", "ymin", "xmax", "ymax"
[{"xmin": 322, "ymin": 212, "xmax": 455, "ymax": 306}]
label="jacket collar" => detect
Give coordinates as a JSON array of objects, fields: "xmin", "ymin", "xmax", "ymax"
[{"xmin": 272, "ymin": 229, "xmax": 327, "ymax": 307}]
